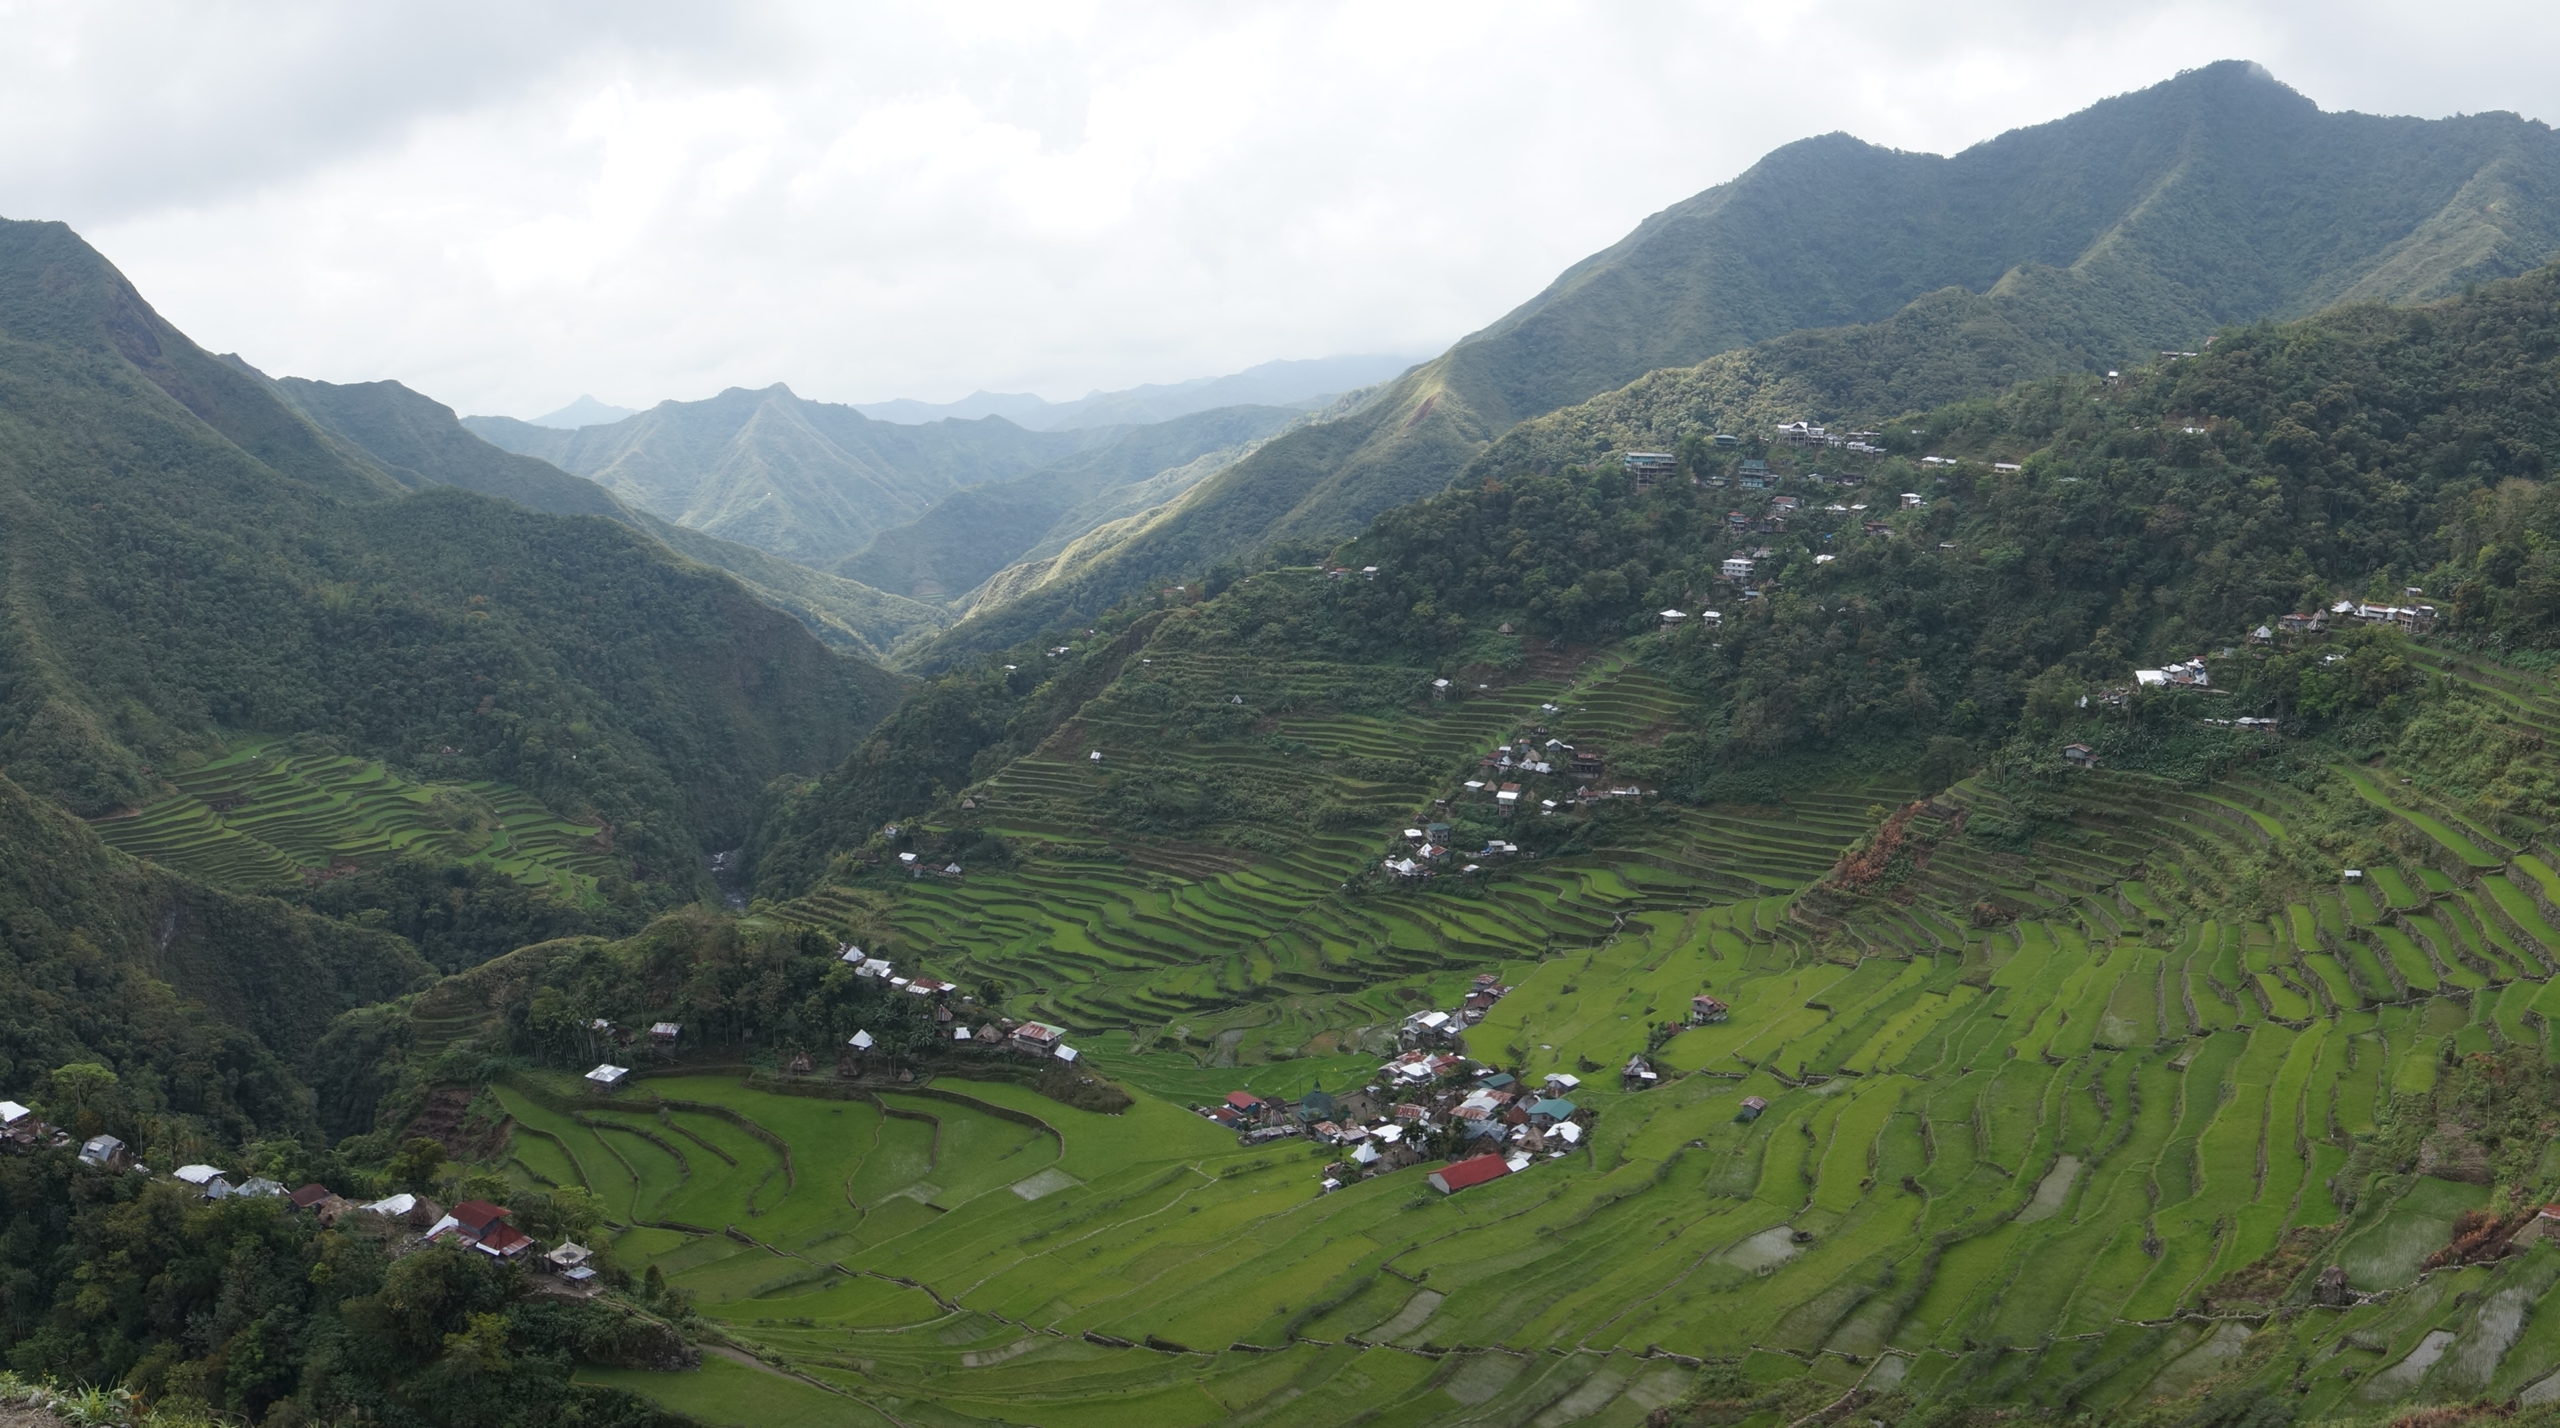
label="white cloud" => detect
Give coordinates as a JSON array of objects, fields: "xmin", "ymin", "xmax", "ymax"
[{"xmin": 10, "ymin": 0, "xmax": 2552, "ymax": 416}]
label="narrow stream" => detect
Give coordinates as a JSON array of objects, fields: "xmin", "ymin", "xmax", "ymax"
[{"xmin": 706, "ymin": 847, "xmax": 748, "ymax": 910}]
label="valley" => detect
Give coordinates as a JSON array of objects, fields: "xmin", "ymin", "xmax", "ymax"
[
  {"xmin": 455, "ymin": 617, "xmax": 2560, "ymax": 1426},
  {"xmin": 14, "ymin": 50, "xmax": 2560, "ymax": 1428}
]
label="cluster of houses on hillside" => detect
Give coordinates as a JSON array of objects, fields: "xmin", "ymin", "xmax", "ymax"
[
  {"xmin": 18, "ymin": 1106, "xmax": 602, "ymax": 1293},
  {"xmin": 578, "ymin": 949, "xmax": 1084, "ymax": 1091},
  {"xmin": 1771, "ymin": 422, "xmax": 1886, "ymax": 453},
  {"xmin": 2064, "ymin": 591, "xmax": 2447, "ymax": 765},
  {"xmin": 1384, "ymin": 732, "xmax": 1653, "ymax": 881},
  {"xmin": 1199, "ymin": 974, "xmax": 1594, "ymax": 1196}
]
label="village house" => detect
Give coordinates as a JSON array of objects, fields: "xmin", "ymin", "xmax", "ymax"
[
  {"xmin": 428, "ymin": 1200, "xmax": 535, "ymax": 1260},
  {"xmin": 0, "ymin": 1101, "xmax": 43, "ymax": 1149},
  {"xmin": 1737, "ymin": 458, "xmax": 1772, "ymax": 488},
  {"xmin": 1011, "ymin": 1021, "xmax": 1068, "ymax": 1056},
  {"xmin": 1689, "ymin": 994, "xmax": 1731, "ymax": 1025},
  {"xmin": 1426, "ymin": 1154, "xmax": 1511, "ymax": 1195},
  {"xmin": 174, "ymin": 1164, "xmax": 232, "ymax": 1198},
  {"xmin": 1657, "ymin": 608, "xmax": 1686, "ymax": 629},
  {"xmin": 1402, "ymin": 1009, "xmax": 1456, "ymax": 1045},
  {"xmin": 2061, "ymin": 743, "xmax": 2098, "ymax": 768},
  {"xmin": 1621, "ymin": 1054, "xmax": 1658, "ymax": 1090},
  {"xmin": 1769, "ymin": 494, "xmax": 1801, "ymax": 513},
  {"xmin": 584, "ymin": 1064, "xmax": 630, "ymax": 1091},
  {"xmin": 361, "ymin": 1193, "xmax": 437, "ymax": 1227},
  {"xmin": 1900, "ymin": 492, "xmax": 1926, "ymax": 508},
  {"xmin": 78, "ymin": 1135, "xmax": 130, "ymax": 1171},
  {"xmin": 1622, "ymin": 451, "xmax": 1677, "ymax": 485},
  {"xmin": 2278, "ymin": 611, "xmax": 2327, "ymax": 636},
  {"xmin": 1736, "ymin": 1096, "xmax": 1769, "ymax": 1124},
  {"xmin": 1863, "ymin": 520, "xmax": 1893, "ymax": 537},
  {"xmin": 649, "ymin": 1022, "xmax": 681, "ymax": 1046},
  {"xmin": 1720, "ymin": 556, "xmax": 1755, "ymax": 581}
]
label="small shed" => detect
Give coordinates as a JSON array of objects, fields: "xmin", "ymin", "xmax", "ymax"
[
  {"xmin": 584, "ymin": 1064, "xmax": 630, "ymax": 1090},
  {"xmin": 1736, "ymin": 1096, "xmax": 1769, "ymax": 1124},
  {"xmin": 649, "ymin": 1022, "xmax": 681, "ymax": 1044}
]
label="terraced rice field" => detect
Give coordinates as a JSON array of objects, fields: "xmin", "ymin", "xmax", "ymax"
[
  {"xmin": 782, "ymin": 648, "xmax": 1901, "ymax": 1065},
  {"xmin": 89, "ymin": 737, "xmax": 619, "ymax": 896},
  {"xmin": 563, "ymin": 644, "xmax": 2560, "ymax": 1423}
]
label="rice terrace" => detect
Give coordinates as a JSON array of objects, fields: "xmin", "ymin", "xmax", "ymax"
[
  {"xmin": 429, "ymin": 606, "xmax": 2560, "ymax": 1426},
  {"xmin": 26, "ymin": 43, "xmax": 2560, "ymax": 1428}
]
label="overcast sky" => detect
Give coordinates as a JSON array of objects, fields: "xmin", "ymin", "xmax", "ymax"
[{"xmin": 7, "ymin": 0, "xmax": 2555, "ymax": 418}]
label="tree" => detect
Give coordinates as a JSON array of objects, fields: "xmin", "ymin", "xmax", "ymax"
[
  {"xmin": 386, "ymin": 1136, "xmax": 448, "ymax": 1194},
  {"xmin": 43, "ymin": 1061, "xmax": 125, "ymax": 1137}
]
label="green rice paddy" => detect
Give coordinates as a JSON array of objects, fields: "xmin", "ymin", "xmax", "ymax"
[
  {"xmin": 89, "ymin": 736, "xmax": 619, "ymax": 897},
  {"xmin": 503, "ymin": 645, "xmax": 2560, "ymax": 1423}
]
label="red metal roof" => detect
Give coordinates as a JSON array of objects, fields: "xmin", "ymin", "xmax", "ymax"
[
  {"xmin": 450, "ymin": 1200, "xmax": 512, "ymax": 1232},
  {"xmin": 289, "ymin": 1183, "xmax": 332, "ymax": 1209},
  {"xmin": 1428, "ymin": 1155, "xmax": 1511, "ymax": 1194},
  {"xmin": 474, "ymin": 1224, "xmax": 534, "ymax": 1257},
  {"xmin": 1225, "ymin": 1091, "xmax": 1264, "ymax": 1110}
]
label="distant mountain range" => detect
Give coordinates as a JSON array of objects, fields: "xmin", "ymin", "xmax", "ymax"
[
  {"xmin": 847, "ymin": 353, "xmax": 1418, "ymax": 430},
  {"xmin": 465, "ymin": 385, "xmax": 1310, "ymax": 601},
  {"xmin": 912, "ymin": 60, "xmax": 2560, "ymax": 664},
  {"xmin": 524, "ymin": 393, "xmax": 637, "ymax": 428}
]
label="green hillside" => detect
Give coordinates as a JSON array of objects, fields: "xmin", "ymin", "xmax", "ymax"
[
  {"xmin": 0, "ymin": 767, "xmax": 429, "ymax": 1144},
  {"xmin": 358, "ymin": 253, "xmax": 2558, "ymax": 1424},
  {"xmin": 0, "ymin": 218, "xmax": 901, "ymax": 875},
  {"xmin": 922, "ymin": 60, "xmax": 2560, "ymax": 665},
  {"xmin": 464, "ymin": 385, "xmax": 1108, "ymax": 569},
  {"xmin": 837, "ymin": 402, "xmax": 1305, "ymax": 605},
  {"xmin": 88, "ymin": 736, "xmax": 620, "ymax": 900},
  {"xmin": 274, "ymin": 373, "xmax": 950, "ymax": 657},
  {"xmin": 439, "ymin": 607, "xmax": 2560, "ymax": 1426}
]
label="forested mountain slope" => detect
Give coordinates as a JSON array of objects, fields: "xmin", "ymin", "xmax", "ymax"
[
  {"xmin": 464, "ymin": 385, "xmax": 1104, "ymax": 567},
  {"xmin": 0, "ymin": 768, "xmax": 428, "ymax": 1146},
  {"xmin": 920, "ymin": 60, "xmax": 2560, "ymax": 664},
  {"xmin": 272, "ymin": 374, "xmax": 947, "ymax": 656},
  {"xmin": 468, "ymin": 383, "xmax": 1315, "ymax": 602},
  {"xmin": 0, "ymin": 217, "xmax": 900, "ymax": 873},
  {"xmin": 850, "ymin": 351, "xmax": 1414, "ymax": 429},
  {"xmin": 836, "ymin": 401, "xmax": 1305, "ymax": 604}
]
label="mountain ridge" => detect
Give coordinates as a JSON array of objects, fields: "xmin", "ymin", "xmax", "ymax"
[{"xmin": 915, "ymin": 60, "xmax": 2560, "ymax": 666}]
